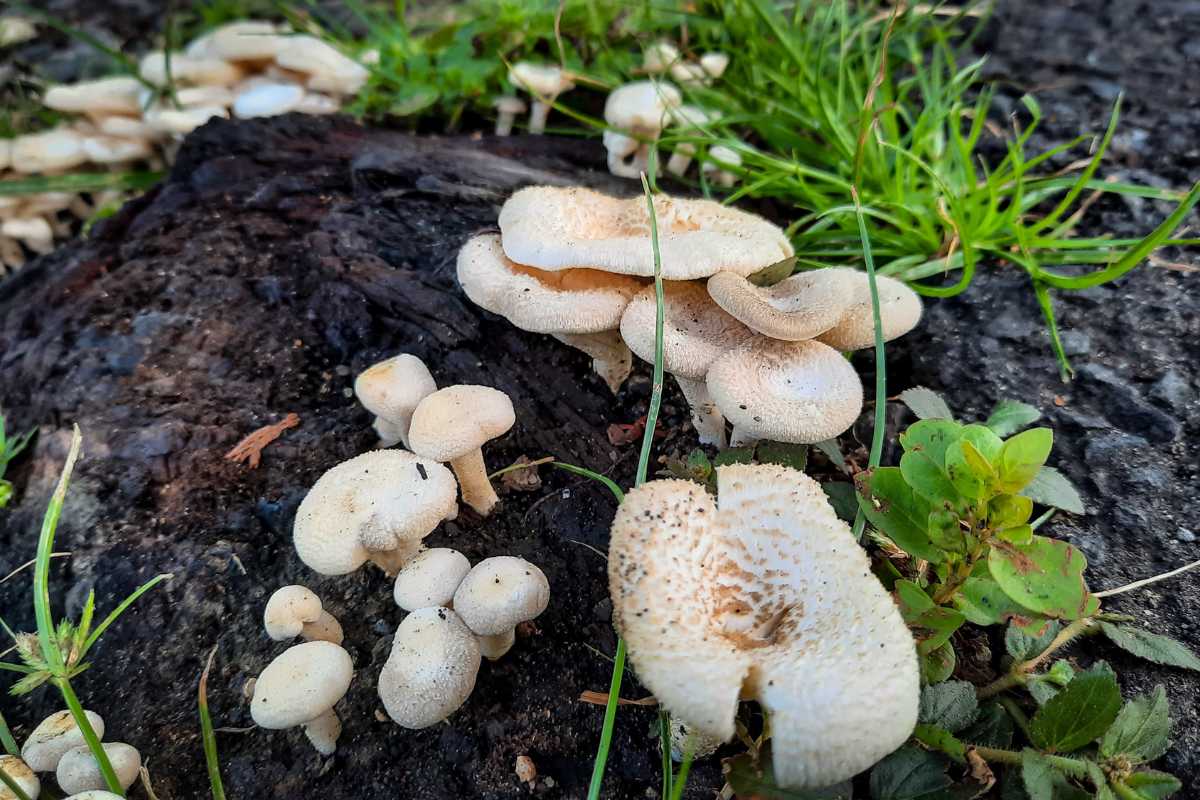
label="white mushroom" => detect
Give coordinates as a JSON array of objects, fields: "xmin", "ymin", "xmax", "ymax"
[
  {"xmin": 263, "ymin": 585, "xmax": 343, "ymax": 644},
  {"xmin": 454, "ymin": 556, "xmax": 550, "ymax": 660},
  {"xmin": 407, "ymin": 385, "xmax": 516, "ymax": 517},
  {"xmin": 603, "ymin": 81, "xmax": 682, "ymax": 179},
  {"xmin": 0, "ymin": 756, "xmax": 39, "ymax": 800},
  {"xmin": 666, "ymin": 105, "xmax": 714, "ymax": 176},
  {"xmin": 62, "ymin": 793, "xmax": 124, "ymax": 800},
  {"xmin": 11, "ymin": 129, "xmax": 87, "ymax": 174},
  {"xmin": 56, "ymin": 744, "xmax": 140, "ymax": 795},
  {"xmin": 294, "ymin": 93, "xmax": 340, "ymax": 116},
  {"xmin": 274, "ymin": 36, "xmax": 369, "ymax": 96},
  {"xmin": 42, "ymin": 77, "xmax": 143, "ymax": 115},
  {"xmin": 669, "ymin": 61, "xmax": 709, "ymax": 86},
  {"xmin": 208, "ymin": 20, "xmax": 287, "ymax": 62},
  {"xmin": 353, "ymin": 354, "xmax": 437, "ymax": 448},
  {"xmin": 378, "ymin": 607, "xmax": 481, "ymax": 728},
  {"xmin": 233, "ymin": 83, "xmax": 305, "ymax": 118},
  {"xmin": 509, "ymin": 62, "xmax": 575, "ymax": 135},
  {"xmin": 293, "ymin": 449, "xmax": 459, "ymax": 575},
  {"xmin": 700, "ymin": 52, "xmax": 730, "ymax": 80},
  {"xmin": 251, "ymin": 641, "xmax": 354, "ymax": 755},
  {"xmin": 393, "ymin": 548, "xmax": 472, "ymax": 611},
  {"xmin": 139, "ymin": 52, "xmax": 244, "ymax": 87},
  {"xmin": 701, "ymin": 144, "xmax": 742, "ymax": 189},
  {"xmin": 814, "ymin": 272, "xmax": 924, "ymax": 351},
  {"xmin": 143, "ymin": 105, "xmax": 229, "ymax": 136},
  {"xmin": 21, "ymin": 711, "xmax": 105, "ymax": 773},
  {"xmin": 706, "ymin": 268, "xmax": 859, "ymax": 341},
  {"xmin": 492, "ymin": 96, "xmax": 527, "ymax": 136},
  {"xmin": 81, "ymin": 136, "xmax": 153, "ymax": 166},
  {"xmin": 601, "ymin": 130, "xmax": 649, "ymax": 180},
  {"xmin": 609, "ymin": 463, "xmax": 919, "ymax": 789},
  {"xmin": 1, "ymin": 218, "xmax": 54, "ymax": 255},
  {"xmin": 0, "ymin": 17, "xmax": 36, "ymax": 47},
  {"xmin": 642, "ymin": 41, "xmax": 681, "ymax": 75}
]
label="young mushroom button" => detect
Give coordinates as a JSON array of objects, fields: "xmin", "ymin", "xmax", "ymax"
[
  {"xmin": 393, "ymin": 548, "xmax": 472, "ymax": 612},
  {"xmin": 378, "ymin": 607, "xmax": 481, "ymax": 729},
  {"xmin": 608, "ymin": 464, "xmax": 919, "ymax": 789},
  {"xmin": 453, "ymin": 556, "xmax": 550, "ymax": 660},
  {"xmin": 353, "ymin": 353, "xmax": 438, "ymax": 448},
  {"xmin": 21, "ymin": 710, "xmax": 106, "ymax": 772},
  {"xmin": 293, "ymin": 450, "xmax": 458, "ymax": 576},
  {"xmin": 706, "ymin": 268, "xmax": 860, "ymax": 341},
  {"xmin": 251, "ymin": 641, "xmax": 354, "ymax": 755},
  {"xmin": 407, "ymin": 385, "xmax": 516, "ymax": 517},
  {"xmin": 263, "ymin": 585, "xmax": 343, "ymax": 645},
  {"xmin": 56, "ymin": 744, "xmax": 141, "ymax": 795}
]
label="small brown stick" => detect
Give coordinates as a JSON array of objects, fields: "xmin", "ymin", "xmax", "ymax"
[
  {"xmin": 224, "ymin": 413, "xmax": 300, "ymax": 469},
  {"xmin": 579, "ymin": 690, "xmax": 657, "ymax": 707}
]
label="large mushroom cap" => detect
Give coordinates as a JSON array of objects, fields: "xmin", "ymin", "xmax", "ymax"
[
  {"xmin": 293, "ymin": 450, "xmax": 458, "ymax": 575},
  {"xmin": 407, "ymin": 385, "xmax": 515, "ymax": 463},
  {"xmin": 619, "ymin": 281, "xmax": 752, "ymax": 379},
  {"xmin": 706, "ymin": 268, "xmax": 859, "ymax": 341},
  {"xmin": 707, "ymin": 338, "xmax": 863, "ymax": 444},
  {"xmin": 609, "ymin": 464, "xmax": 919, "ymax": 789},
  {"xmin": 604, "ymin": 80, "xmax": 682, "ymax": 133},
  {"xmin": 498, "ymin": 187, "xmax": 793, "ymax": 279},
  {"xmin": 393, "ymin": 548, "xmax": 472, "ymax": 611},
  {"xmin": 453, "ymin": 556, "xmax": 550, "ymax": 637},
  {"xmin": 378, "ymin": 607, "xmax": 481, "ymax": 729},
  {"xmin": 457, "ymin": 234, "xmax": 644, "ymax": 334},
  {"xmin": 815, "ymin": 272, "xmax": 923, "ymax": 351},
  {"xmin": 251, "ymin": 641, "xmax": 353, "ymax": 730},
  {"xmin": 21, "ymin": 710, "xmax": 105, "ymax": 772}
]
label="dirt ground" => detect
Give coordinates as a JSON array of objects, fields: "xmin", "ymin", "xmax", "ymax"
[{"xmin": 1, "ymin": 1, "xmax": 1199, "ymax": 798}]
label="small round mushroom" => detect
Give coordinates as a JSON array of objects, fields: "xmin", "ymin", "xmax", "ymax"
[
  {"xmin": 492, "ymin": 96, "xmax": 527, "ymax": 136},
  {"xmin": 407, "ymin": 385, "xmax": 516, "ymax": 517},
  {"xmin": 378, "ymin": 607, "xmax": 481, "ymax": 728},
  {"xmin": 56, "ymin": 744, "xmax": 140, "ymax": 795},
  {"xmin": 706, "ymin": 268, "xmax": 859, "ymax": 341},
  {"xmin": 275, "ymin": 36, "xmax": 369, "ymax": 96},
  {"xmin": 264, "ymin": 585, "xmax": 343, "ymax": 644},
  {"xmin": 669, "ymin": 61, "xmax": 709, "ymax": 87},
  {"xmin": 603, "ymin": 81, "xmax": 682, "ymax": 179},
  {"xmin": 815, "ymin": 272, "xmax": 923, "ymax": 351},
  {"xmin": 701, "ymin": 144, "xmax": 742, "ymax": 189},
  {"xmin": 0, "ymin": 755, "xmax": 39, "ymax": 800},
  {"xmin": 21, "ymin": 711, "xmax": 105, "ymax": 773},
  {"xmin": 456, "ymin": 234, "xmax": 643, "ymax": 392},
  {"xmin": 252, "ymin": 641, "xmax": 353, "ymax": 755},
  {"xmin": 353, "ymin": 354, "xmax": 437, "ymax": 448},
  {"xmin": 0, "ymin": 17, "xmax": 36, "ymax": 47},
  {"xmin": 453, "ymin": 556, "xmax": 549, "ymax": 660},
  {"xmin": 293, "ymin": 449, "xmax": 458, "ymax": 575},
  {"xmin": 700, "ymin": 52, "xmax": 730, "ymax": 80},
  {"xmin": 393, "ymin": 548, "xmax": 472, "ymax": 611},
  {"xmin": 11, "ymin": 129, "xmax": 87, "ymax": 174},
  {"xmin": 509, "ymin": 62, "xmax": 575, "ymax": 135},
  {"xmin": 620, "ymin": 281, "xmax": 753, "ymax": 446},
  {"xmin": 43, "ymin": 77, "xmax": 143, "ymax": 115},
  {"xmin": 642, "ymin": 41, "xmax": 681, "ymax": 75},
  {"xmin": 707, "ymin": 337, "xmax": 863, "ymax": 446}
]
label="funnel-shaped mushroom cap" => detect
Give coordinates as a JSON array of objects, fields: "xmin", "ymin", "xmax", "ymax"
[
  {"xmin": 815, "ymin": 272, "xmax": 923, "ymax": 351},
  {"xmin": 707, "ymin": 268, "xmax": 859, "ymax": 341},
  {"xmin": 43, "ymin": 77, "xmax": 143, "ymax": 115},
  {"xmin": 251, "ymin": 641, "xmax": 353, "ymax": 730},
  {"xmin": 293, "ymin": 450, "xmax": 458, "ymax": 575},
  {"xmin": 620, "ymin": 282, "xmax": 752, "ymax": 379},
  {"xmin": 408, "ymin": 386, "xmax": 515, "ymax": 463},
  {"xmin": 604, "ymin": 81, "xmax": 682, "ymax": 133},
  {"xmin": 708, "ymin": 338, "xmax": 863, "ymax": 444},
  {"xmin": 378, "ymin": 607, "xmax": 481, "ymax": 729},
  {"xmin": 498, "ymin": 187, "xmax": 793, "ymax": 279},
  {"xmin": 457, "ymin": 234, "xmax": 644, "ymax": 334},
  {"xmin": 609, "ymin": 464, "xmax": 918, "ymax": 789},
  {"xmin": 453, "ymin": 556, "xmax": 550, "ymax": 636},
  {"xmin": 354, "ymin": 354, "xmax": 437, "ymax": 426}
]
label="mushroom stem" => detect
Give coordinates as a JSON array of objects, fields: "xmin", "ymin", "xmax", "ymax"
[
  {"xmin": 495, "ymin": 112, "xmax": 517, "ymax": 137},
  {"xmin": 450, "ymin": 449, "xmax": 500, "ymax": 516},
  {"xmin": 666, "ymin": 143, "xmax": 695, "ymax": 176},
  {"xmin": 675, "ymin": 376, "xmax": 727, "ymax": 448},
  {"xmin": 372, "ymin": 416, "xmax": 408, "ymax": 448},
  {"xmin": 552, "ymin": 331, "xmax": 633, "ymax": 393},
  {"xmin": 303, "ymin": 708, "xmax": 342, "ymax": 755},
  {"xmin": 729, "ymin": 426, "xmax": 759, "ymax": 448},
  {"xmin": 528, "ymin": 100, "xmax": 552, "ymax": 135},
  {"xmin": 301, "ymin": 610, "xmax": 344, "ymax": 645},
  {"xmin": 476, "ymin": 629, "xmax": 516, "ymax": 660},
  {"xmin": 367, "ymin": 539, "xmax": 424, "ymax": 576}
]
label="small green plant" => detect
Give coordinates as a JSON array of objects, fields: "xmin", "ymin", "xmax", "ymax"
[
  {"xmin": 0, "ymin": 410, "xmax": 34, "ymax": 509},
  {"xmin": 0, "ymin": 427, "xmax": 170, "ymax": 797},
  {"xmin": 199, "ymin": 648, "xmax": 227, "ymax": 800}
]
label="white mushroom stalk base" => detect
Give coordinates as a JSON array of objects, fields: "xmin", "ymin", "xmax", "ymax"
[
  {"xmin": 528, "ymin": 100, "xmax": 552, "ymax": 135},
  {"xmin": 451, "ymin": 448, "xmax": 501, "ymax": 516},
  {"xmin": 729, "ymin": 426, "xmax": 760, "ymax": 448},
  {"xmin": 372, "ymin": 416, "xmax": 408, "ymax": 448},
  {"xmin": 675, "ymin": 376, "xmax": 727, "ymax": 447},
  {"xmin": 666, "ymin": 143, "xmax": 696, "ymax": 176},
  {"xmin": 476, "ymin": 629, "xmax": 516, "ymax": 660},
  {"xmin": 553, "ymin": 331, "xmax": 633, "ymax": 394},
  {"xmin": 303, "ymin": 708, "xmax": 342, "ymax": 755}
]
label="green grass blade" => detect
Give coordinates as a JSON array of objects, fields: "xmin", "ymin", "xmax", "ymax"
[
  {"xmin": 0, "ymin": 709, "xmax": 20, "ymax": 756},
  {"xmin": 1032, "ymin": 280, "xmax": 1073, "ymax": 382},
  {"xmin": 0, "ymin": 172, "xmax": 163, "ymax": 198},
  {"xmin": 199, "ymin": 648, "xmax": 227, "ymax": 800},
  {"xmin": 0, "ymin": 764, "xmax": 33, "ymax": 800},
  {"xmin": 33, "ymin": 427, "xmax": 81, "ymax": 673},
  {"xmin": 81, "ymin": 573, "xmax": 172, "ymax": 657},
  {"xmin": 668, "ymin": 743, "xmax": 696, "ymax": 800},
  {"xmin": 659, "ymin": 709, "xmax": 672, "ymax": 799},
  {"xmin": 547, "ymin": 463, "xmax": 624, "ymax": 504}
]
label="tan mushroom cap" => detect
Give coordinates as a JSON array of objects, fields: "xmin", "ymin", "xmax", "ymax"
[
  {"xmin": 393, "ymin": 548, "xmax": 472, "ymax": 611},
  {"xmin": 43, "ymin": 77, "xmax": 143, "ymax": 115},
  {"xmin": 293, "ymin": 449, "xmax": 458, "ymax": 575},
  {"xmin": 208, "ymin": 20, "xmax": 286, "ymax": 61},
  {"xmin": 56, "ymin": 743, "xmax": 141, "ymax": 795},
  {"xmin": 453, "ymin": 556, "xmax": 549, "ymax": 659},
  {"xmin": 11, "ymin": 129, "xmax": 88, "ymax": 174},
  {"xmin": 499, "ymin": 187, "xmax": 793, "ymax": 279},
  {"xmin": 0, "ymin": 755, "xmax": 39, "ymax": 800},
  {"xmin": 378, "ymin": 607, "xmax": 481, "ymax": 729},
  {"xmin": 353, "ymin": 354, "xmax": 437, "ymax": 448},
  {"xmin": 21, "ymin": 710, "xmax": 105, "ymax": 772},
  {"xmin": 275, "ymin": 36, "xmax": 369, "ymax": 95},
  {"xmin": 63, "ymin": 793, "xmax": 125, "ymax": 800},
  {"xmin": 707, "ymin": 338, "xmax": 863, "ymax": 445},
  {"xmin": 251, "ymin": 641, "xmax": 353, "ymax": 730},
  {"xmin": 139, "ymin": 52, "xmax": 244, "ymax": 87},
  {"xmin": 815, "ymin": 272, "xmax": 923, "ymax": 351},
  {"xmin": 620, "ymin": 282, "xmax": 752, "ymax": 380},
  {"xmin": 609, "ymin": 464, "xmax": 919, "ymax": 789},
  {"xmin": 706, "ymin": 268, "xmax": 859, "ymax": 341},
  {"xmin": 508, "ymin": 62, "xmax": 574, "ymax": 98}
]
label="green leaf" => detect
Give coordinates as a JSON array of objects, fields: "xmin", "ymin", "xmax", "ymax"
[
  {"xmin": 989, "ymin": 536, "xmax": 1098, "ymax": 620},
  {"xmin": 912, "ymin": 724, "xmax": 966, "ymax": 763},
  {"xmin": 896, "ymin": 580, "xmax": 966, "ymax": 655},
  {"xmin": 821, "ymin": 482, "xmax": 858, "ymax": 523},
  {"xmin": 921, "ymin": 641, "xmax": 957, "ymax": 685},
  {"xmin": 1029, "ymin": 670, "xmax": 1122, "ymax": 753},
  {"xmin": 927, "ymin": 509, "xmax": 966, "ymax": 553},
  {"xmin": 869, "ymin": 745, "xmax": 951, "ymax": 800},
  {"xmin": 725, "ymin": 751, "xmax": 852, "ymax": 799},
  {"xmin": 1098, "ymin": 622, "xmax": 1200, "ymax": 672},
  {"xmin": 996, "ymin": 525, "xmax": 1033, "ymax": 545},
  {"xmin": 900, "ymin": 420, "xmax": 963, "ymax": 466},
  {"xmin": 956, "ymin": 578, "xmax": 1050, "ymax": 629},
  {"xmin": 997, "ymin": 428, "xmax": 1054, "ymax": 493},
  {"xmin": 1020, "ymin": 749, "xmax": 1056, "ymax": 800},
  {"xmin": 900, "ymin": 387, "xmax": 955, "ymax": 421},
  {"xmin": 1020, "ymin": 467, "xmax": 1085, "ymax": 515},
  {"xmin": 1100, "ymin": 685, "xmax": 1170, "ymax": 763},
  {"xmin": 902, "ymin": 450, "xmax": 962, "ymax": 506},
  {"xmin": 686, "ymin": 448, "xmax": 713, "ymax": 479},
  {"xmin": 989, "ymin": 495, "xmax": 1034, "ymax": 530},
  {"xmin": 756, "ymin": 441, "xmax": 808, "ymax": 472},
  {"xmin": 986, "ymin": 400, "xmax": 1043, "ymax": 437},
  {"xmin": 857, "ymin": 468, "xmax": 942, "ymax": 562},
  {"xmin": 1123, "ymin": 770, "xmax": 1183, "ymax": 799},
  {"xmin": 944, "ymin": 440, "xmax": 993, "ymax": 500},
  {"xmin": 960, "ymin": 703, "xmax": 1014, "ymax": 749},
  {"xmin": 959, "ymin": 424, "xmax": 1004, "ymax": 463},
  {"xmin": 919, "ymin": 681, "xmax": 978, "ymax": 733},
  {"xmin": 714, "ymin": 445, "xmax": 756, "ymax": 466}
]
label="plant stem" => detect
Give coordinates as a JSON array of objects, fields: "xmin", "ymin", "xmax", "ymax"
[
  {"xmin": 199, "ymin": 648, "xmax": 227, "ymax": 800},
  {"xmin": 586, "ymin": 638, "xmax": 627, "ymax": 800},
  {"xmin": 851, "ymin": 187, "xmax": 888, "ymax": 539},
  {"xmin": 972, "ymin": 746, "xmax": 1090, "ymax": 778},
  {"xmin": 978, "ymin": 617, "xmax": 1098, "ymax": 699},
  {"xmin": 997, "ymin": 696, "xmax": 1034, "ymax": 741},
  {"xmin": 58, "ymin": 678, "xmax": 124, "ymax": 795},
  {"xmin": 0, "ymin": 709, "xmax": 19, "ymax": 756}
]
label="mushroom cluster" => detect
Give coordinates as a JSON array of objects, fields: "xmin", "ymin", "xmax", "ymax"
[
  {"xmin": 0, "ymin": 19, "xmax": 369, "ymax": 273},
  {"xmin": 13, "ymin": 710, "xmax": 142, "ymax": 796},
  {"xmin": 609, "ymin": 463, "xmax": 920, "ymax": 788},
  {"xmin": 459, "ymin": 185, "xmax": 921, "ymax": 447}
]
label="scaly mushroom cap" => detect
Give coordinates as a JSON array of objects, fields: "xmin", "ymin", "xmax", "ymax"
[
  {"xmin": 293, "ymin": 450, "xmax": 458, "ymax": 575},
  {"xmin": 251, "ymin": 641, "xmax": 353, "ymax": 729},
  {"xmin": 620, "ymin": 282, "xmax": 752, "ymax": 379},
  {"xmin": 354, "ymin": 354, "xmax": 437, "ymax": 428},
  {"xmin": 815, "ymin": 272, "xmax": 923, "ymax": 351},
  {"xmin": 378, "ymin": 607, "xmax": 481, "ymax": 729},
  {"xmin": 453, "ymin": 556, "xmax": 550, "ymax": 637},
  {"xmin": 263, "ymin": 585, "xmax": 322, "ymax": 640},
  {"xmin": 707, "ymin": 338, "xmax": 863, "ymax": 444},
  {"xmin": 604, "ymin": 81, "xmax": 682, "ymax": 134},
  {"xmin": 43, "ymin": 77, "xmax": 143, "ymax": 115},
  {"xmin": 609, "ymin": 464, "xmax": 919, "ymax": 789},
  {"xmin": 407, "ymin": 386, "xmax": 515, "ymax": 463},
  {"xmin": 706, "ymin": 268, "xmax": 859, "ymax": 341},
  {"xmin": 457, "ymin": 234, "xmax": 644, "ymax": 334},
  {"xmin": 499, "ymin": 187, "xmax": 792, "ymax": 279},
  {"xmin": 393, "ymin": 548, "xmax": 472, "ymax": 611},
  {"xmin": 0, "ymin": 756, "xmax": 38, "ymax": 800},
  {"xmin": 56, "ymin": 743, "xmax": 141, "ymax": 795},
  {"xmin": 21, "ymin": 710, "xmax": 105, "ymax": 772}
]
